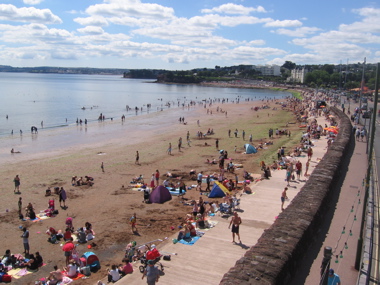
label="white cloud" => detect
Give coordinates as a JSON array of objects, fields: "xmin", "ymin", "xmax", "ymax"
[
  {"xmin": 247, "ymin": 40, "xmax": 266, "ymax": 46},
  {"xmin": 66, "ymin": 10, "xmax": 79, "ymax": 15},
  {"xmin": 272, "ymin": 27, "xmax": 321, "ymax": 37},
  {"xmin": 0, "ymin": 4, "xmax": 62, "ymax": 24},
  {"xmin": 339, "ymin": 7, "xmax": 380, "ymax": 34},
  {"xmin": 264, "ymin": 19, "xmax": 302, "ymax": 28},
  {"xmin": 74, "ymin": 16, "xmax": 109, "ymax": 27},
  {"xmin": 77, "ymin": 26, "xmax": 105, "ymax": 35},
  {"xmin": 201, "ymin": 3, "xmax": 266, "ymax": 15},
  {"xmin": 23, "ymin": 0, "xmax": 44, "ymax": 5},
  {"xmin": 85, "ymin": 0, "xmax": 175, "ymax": 20}
]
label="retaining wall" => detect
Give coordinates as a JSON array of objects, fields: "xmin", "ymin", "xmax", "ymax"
[{"xmin": 220, "ymin": 107, "xmax": 353, "ymax": 285}]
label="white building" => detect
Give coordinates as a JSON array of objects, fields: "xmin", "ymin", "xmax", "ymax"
[
  {"xmin": 253, "ymin": 65, "xmax": 281, "ymax": 76},
  {"xmin": 288, "ymin": 68, "xmax": 308, "ymax": 84}
]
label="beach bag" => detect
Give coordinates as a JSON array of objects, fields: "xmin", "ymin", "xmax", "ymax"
[
  {"xmin": 163, "ymin": 255, "xmax": 171, "ymax": 261},
  {"xmin": 81, "ymin": 266, "xmax": 91, "ymax": 276},
  {"xmin": 1, "ymin": 274, "xmax": 11, "ymax": 283},
  {"xmin": 48, "ymin": 234, "xmax": 57, "ymax": 244}
]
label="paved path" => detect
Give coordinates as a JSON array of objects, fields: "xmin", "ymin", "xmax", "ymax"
[
  {"xmin": 303, "ymin": 107, "xmax": 367, "ymax": 284},
  {"xmin": 111, "ymin": 114, "xmax": 332, "ymax": 285}
]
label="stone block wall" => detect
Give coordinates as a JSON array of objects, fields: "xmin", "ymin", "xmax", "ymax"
[{"xmin": 220, "ymin": 107, "xmax": 353, "ymax": 285}]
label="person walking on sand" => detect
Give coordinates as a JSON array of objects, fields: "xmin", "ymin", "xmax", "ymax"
[
  {"xmin": 228, "ymin": 211, "xmax": 242, "ymax": 243},
  {"xmin": 135, "ymin": 151, "xmax": 140, "ymax": 165},
  {"xmin": 59, "ymin": 187, "xmax": 67, "ymax": 208},
  {"xmin": 178, "ymin": 137, "xmax": 182, "ymax": 151},
  {"xmin": 150, "ymin": 173, "xmax": 155, "ymax": 188},
  {"xmin": 167, "ymin": 143, "xmax": 172, "ymax": 155},
  {"xmin": 281, "ymin": 187, "xmax": 288, "ymax": 211},
  {"xmin": 21, "ymin": 227, "xmax": 30, "ymax": 255},
  {"xmin": 101, "ymin": 162, "xmax": 104, "ymax": 172},
  {"xmin": 18, "ymin": 197, "xmax": 22, "ymax": 215},
  {"xmin": 215, "ymin": 138, "xmax": 219, "ymax": 149},
  {"xmin": 130, "ymin": 213, "xmax": 137, "ymax": 234},
  {"xmin": 14, "ymin": 174, "xmax": 20, "ymax": 193},
  {"xmin": 155, "ymin": 170, "xmax": 160, "ymax": 186}
]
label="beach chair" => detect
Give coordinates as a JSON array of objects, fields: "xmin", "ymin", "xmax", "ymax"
[
  {"xmin": 232, "ymin": 197, "xmax": 240, "ymax": 210},
  {"xmin": 218, "ymin": 203, "xmax": 232, "ymax": 216}
]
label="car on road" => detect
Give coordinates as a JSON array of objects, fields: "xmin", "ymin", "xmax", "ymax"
[{"xmin": 316, "ymin": 100, "xmax": 327, "ymax": 109}]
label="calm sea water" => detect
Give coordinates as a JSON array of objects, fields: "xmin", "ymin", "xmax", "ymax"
[
  {"xmin": 0, "ymin": 73, "xmax": 290, "ymax": 135},
  {"xmin": 0, "ymin": 73, "xmax": 290, "ymax": 161}
]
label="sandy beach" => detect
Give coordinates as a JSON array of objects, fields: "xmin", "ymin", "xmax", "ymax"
[{"xmin": 0, "ymin": 96, "xmax": 304, "ymax": 284}]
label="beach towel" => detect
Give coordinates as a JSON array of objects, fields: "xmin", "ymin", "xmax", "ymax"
[
  {"xmin": 8, "ymin": 267, "xmax": 34, "ymax": 279},
  {"xmin": 36, "ymin": 213, "xmax": 51, "ymax": 221},
  {"xmin": 62, "ymin": 271, "xmax": 85, "ymax": 280},
  {"xmin": 178, "ymin": 236, "xmax": 200, "ymax": 246},
  {"xmin": 25, "ymin": 216, "xmax": 41, "ymax": 222},
  {"xmin": 61, "ymin": 276, "xmax": 73, "ymax": 284}
]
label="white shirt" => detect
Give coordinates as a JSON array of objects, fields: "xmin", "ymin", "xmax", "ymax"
[
  {"xmin": 109, "ymin": 269, "xmax": 120, "ymax": 281},
  {"xmin": 67, "ymin": 264, "xmax": 78, "ymax": 277}
]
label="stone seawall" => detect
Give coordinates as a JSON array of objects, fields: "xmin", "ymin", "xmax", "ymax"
[{"xmin": 220, "ymin": 107, "xmax": 353, "ymax": 285}]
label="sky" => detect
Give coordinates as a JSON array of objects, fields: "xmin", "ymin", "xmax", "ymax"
[{"xmin": 0, "ymin": 0, "xmax": 379, "ymax": 70}]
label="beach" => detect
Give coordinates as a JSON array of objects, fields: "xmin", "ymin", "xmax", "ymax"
[{"xmin": 0, "ymin": 96, "xmax": 303, "ymax": 284}]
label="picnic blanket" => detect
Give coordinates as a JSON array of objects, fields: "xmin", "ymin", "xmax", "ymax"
[{"xmin": 178, "ymin": 236, "xmax": 200, "ymax": 246}]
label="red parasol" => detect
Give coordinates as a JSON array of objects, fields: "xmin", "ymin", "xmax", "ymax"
[{"xmin": 62, "ymin": 242, "xmax": 75, "ymax": 252}]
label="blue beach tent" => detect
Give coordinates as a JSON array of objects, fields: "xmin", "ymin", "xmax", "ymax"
[
  {"xmin": 244, "ymin": 144, "xmax": 257, "ymax": 154},
  {"xmin": 208, "ymin": 181, "xmax": 231, "ymax": 198}
]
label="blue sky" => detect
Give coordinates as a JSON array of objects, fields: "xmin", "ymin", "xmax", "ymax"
[{"xmin": 0, "ymin": 0, "xmax": 378, "ymax": 70}]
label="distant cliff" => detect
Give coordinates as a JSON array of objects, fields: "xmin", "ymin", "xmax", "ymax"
[{"xmin": 0, "ymin": 65, "xmax": 128, "ymax": 75}]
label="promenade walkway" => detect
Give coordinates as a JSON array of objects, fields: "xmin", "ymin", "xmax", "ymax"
[
  {"xmin": 112, "ymin": 114, "xmax": 332, "ymax": 285},
  {"xmin": 302, "ymin": 104, "xmax": 367, "ymax": 284}
]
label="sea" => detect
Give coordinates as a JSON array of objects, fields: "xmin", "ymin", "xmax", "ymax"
[{"xmin": 0, "ymin": 72, "xmax": 291, "ymax": 162}]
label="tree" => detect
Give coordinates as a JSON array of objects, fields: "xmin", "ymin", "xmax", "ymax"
[
  {"xmin": 282, "ymin": 61, "xmax": 296, "ymax": 70},
  {"xmin": 321, "ymin": 64, "xmax": 334, "ymax": 75}
]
